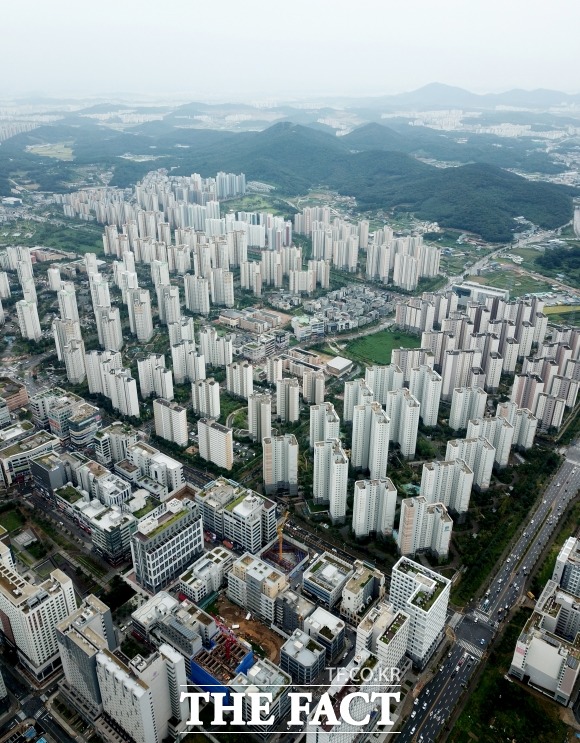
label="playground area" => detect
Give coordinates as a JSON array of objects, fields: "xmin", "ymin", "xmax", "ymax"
[{"xmin": 215, "ymin": 594, "xmax": 284, "ymax": 662}]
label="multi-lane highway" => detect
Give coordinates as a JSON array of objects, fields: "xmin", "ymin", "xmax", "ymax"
[{"xmin": 397, "ymin": 445, "xmax": 580, "ymax": 742}]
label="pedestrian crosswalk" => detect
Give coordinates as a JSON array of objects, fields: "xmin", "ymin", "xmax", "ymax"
[
  {"xmin": 449, "ymin": 612, "xmax": 463, "ymax": 629},
  {"xmin": 458, "ymin": 639, "xmax": 484, "ymax": 659},
  {"xmin": 473, "ymin": 609, "xmax": 491, "ymax": 623}
]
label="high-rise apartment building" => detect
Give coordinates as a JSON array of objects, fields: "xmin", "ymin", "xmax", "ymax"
[
  {"xmin": 191, "ymin": 377, "xmax": 220, "ymax": 418},
  {"xmin": 445, "ymin": 436, "xmax": 495, "ymax": 490},
  {"xmin": 309, "ymin": 402, "xmax": 340, "ymax": 447},
  {"xmin": 384, "ymin": 388, "xmax": 420, "ymax": 459},
  {"xmin": 313, "ymin": 438, "xmax": 349, "ymax": 523},
  {"xmin": 343, "ymin": 378, "xmax": 375, "ymax": 422},
  {"xmin": 409, "ymin": 364, "xmax": 442, "ymax": 427},
  {"xmin": 262, "ymin": 434, "xmax": 298, "ymax": 494},
  {"xmin": 96, "ymin": 307, "xmax": 123, "ymax": 351},
  {"xmin": 127, "ymin": 288, "xmax": 154, "ymax": 342},
  {"xmin": 183, "ymin": 273, "xmax": 210, "ymax": 315},
  {"xmin": 0, "ymin": 566, "xmax": 76, "ymax": 681},
  {"xmin": 302, "ymin": 369, "xmax": 325, "ymax": 404},
  {"xmin": 389, "ymin": 557, "xmax": 451, "ymax": 667},
  {"xmin": 449, "ymin": 386, "xmax": 488, "ymax": 431},
  {"xmin": 108, "ymin": 369, "xmax": 140, "ymax": 418},
  {"xmin": 420, "ymin": 459, "xmax": 473, "ymax": 513},
  {"xmin": 153, "ymin": 398, "xmax": 188, "ymax": 446},
  {"xmin": 198, "ymin": 418, "xmax": 233, "ymax": 470},
  {"xmin": 226, "ymin": 361, "xmax": 254, "ymax": 400},
  {"xmin": 248, "ymin": 392, "xmax": 272, "ymax": 442},
  {"xmin": 16, "ymin": 299, "xmax": 42, "ymax": 340},
  {"xmin": 352, "ymin": 478, "xmax": 397, "ymax": 538},
  {"xmin": 467, "ymin": 416, "xmax": 514, "ymax": 468},
  {"xmin": 276, "ymin": 377, "xmax": 300, "ymax": 422},
  {"xmin": 199, "ymin": 326, "xmax": 233, "ymax": 366},
  {"xmin": 397, "ymin": 497, "xmax": 452, "ymax": 560},
  {"xmin": 351, "ymin": 401, "xmax": 390, "ymax": 479},
  {"xmin": 57, "ymin": 282, "xmax": 80, "ymax": 322},
  {"xmin": 365, "ymin": 364, "xmax": 404, "ymax": 404}
]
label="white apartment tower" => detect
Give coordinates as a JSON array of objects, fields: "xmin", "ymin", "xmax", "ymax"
[
  {"xmin": 153, "ymin": 398, "xmax": 188, "ymax": 447},
  {"xmin": 0, "ymin": 566, "xmax": 76, "ymax": 681},
  {"xmin": 108, "ymin": 369, "xmax": 140, "ymax": 418},
  {"xmin": 420, "ymin": 459, "xmax": 473, "ymax": 514},
  {"xmin": 57, "ymin": 282, "xmax": 79, "ymax": 322},
  {"xmin": 313, "ymin": 438, "xmax": 349, "ymax": 523},
  {"xmin": 63, "ymin": 339, "xmax": 87, "ymax": 385},
  {"xmin": 127, "ymin": 288, "xmax": 154, "ymax": 342},
  {"xmin": 276, "ymin": 378, "xmax": 300, "ymax": 422},
  {"xmin": 309, "ymin": 402, "xmax": 340, "ymax": 447},
  {"xmin": 409, "ymin": 365, "xmax": 442, "ymax": 427},
  {"xmin": 343, "ymin": 378, "xmax": 375, "ymax": 422},
  {"xmin": 445, "ymin": 436, "xmax": 495, "ymax": 490},
  {"xmin": 365, "ymin": 364, "xmax": 404, "ymax": 404},
  {"xmin": 384, "ymin": 388, "xmax": 420, "ymax": 459},
  {"xmin": 397, "ymin": 497, "xmax": 452, "ymax": 560},
  {"xmin": 191, "ymin": 377, "xmax": 220, "ymax": 418},
  {"xmin": 263, "ymin": 434, "xmax": 299, "ymax": 495},
  {"xmin": 449, "ymin": 387, "xmax": 488, "ymax": 431},
  {"xmin": 199, "ymin": 326, "xmax": 233, "ymax": 367},
  {"xmin": 198, "ymin": 419, "xmax": 234, "ymax": 470},
  {"xmin": 248, "ymin": 392, "xmax": 272, "ymax": 442},
  {"xmin": 302, "ymin": 370, "xmax": 325, "ymax": 404},
  {"xmin": 389, "ymin": 557, "xmax": 451, "ymax": 667},
  {"xmin": 16, "ymin": 299, "xmax": 42, "ymax": 341},
  {"xmin": 184, "ymin": 273, "xmax": 210, "ymax": 316},
  {"xmin": 96, "ymin": 307, "xmax": 123, "ymax": 351},
  {"xmin": 226, "ymin": 361, "xmax": 254, "ymax": 400},
  {"xmin": 351, "ymin": 401, "xmax": 390, "ymax": 479},
  {"xmin": 352, "ymin": 478, "xmax": 397, "ymax": 538}
]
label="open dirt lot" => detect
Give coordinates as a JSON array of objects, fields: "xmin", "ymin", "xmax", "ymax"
[{"xmin": 216, "ymin": 594, "xmax": 284, "ymax": 662}]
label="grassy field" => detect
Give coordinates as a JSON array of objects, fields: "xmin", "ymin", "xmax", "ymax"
[
  {"xmin": 0, "ymin": 510, "xmax": 25, "ymax": 532},
  {"xmin": 343, "ymin": 329, "xmax": 419, "ymax": 365},
  {"xmin": 220, "ymin": 194, "xmax": 293, "ymax": 217},
  {"xmin": 469, "ymin": 270, "xmax": 554, "ymax": 297},
  {"xmin": 26, "ymin": 142, "xmax": 74, "ymax": 160},
  {"xmin": 543, "ymin": 305, "xmax": 580, "ymax": 326},
  {"xmin": 449, "ymin": 608, "xmax": 569, "ymax": 743}
]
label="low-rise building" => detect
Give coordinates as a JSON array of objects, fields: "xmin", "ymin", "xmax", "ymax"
[
  {"xmin": 229, "ymin": 659, "xmax": 291, "ymax": 740},
  {"xmin": 280, "ymin": 628, "xmax": 326, "ymax": 684},
  {"xmin": 89, "ymin": 506, "xmax": 138, "ymax": 565},
  {"xmin": 178, "ymin": 546, "xmax": 234, "ymax": 604},
  {"xmin": 304, "ymin": 606, "xmax": 346, "ymax": 660},
  {"xmin": 0, "ymin": 430, "xmax": 60, "ymax": 487},
  {"xmin": 303, "ymin": 552, "xmax": 354, "ymax": 608},
  {"xmin": 340, "ymin": 560, "xmax": 386, "ymax": 623},
  {"xmin": 227, "ymin": 553, "xmax": 287, "ymax": 624}
]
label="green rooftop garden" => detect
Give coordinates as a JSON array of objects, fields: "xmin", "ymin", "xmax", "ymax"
[
  {"xmin": 133, "ymin": 500, "xmax": 158, "ymax": 519},
  {"xmin": 225, "ymin": 492, "xmax": 248, "ymax": 512},
  {"xmin": 145, "ymin": 508, "xmax": 188, "ymax": 539},
  {"xmin": 55, "ymin": 485, "xmax": 83, "ymax": 504},
  {"xmin": 352, "ymin": 654, "xmax": 377, "ymax": 686}
]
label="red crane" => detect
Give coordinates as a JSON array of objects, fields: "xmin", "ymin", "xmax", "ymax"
[{"xmin": 213, "ymin": 615, "xmax": 238, "ymax": 661}]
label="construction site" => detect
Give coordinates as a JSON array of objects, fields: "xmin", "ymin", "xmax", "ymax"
[
  {"xmin": 259, "ymin": 512, "xmax": 310, "ymax": 576},
  {"xmin": 191, "ymin": 631, "xmax": 253, "ymax": 687},
  {"xmin": 260, "ymin": 536, "xmax": 309, "ymax": 575},
  {"xmin": 214, "ymin": 594, "xmax": 284, "ymax": 662}
]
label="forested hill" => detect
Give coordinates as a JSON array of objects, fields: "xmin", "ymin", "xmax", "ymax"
[{"xmin": 1, "ymin": 119, "xmax": 575, "ymax": 242}]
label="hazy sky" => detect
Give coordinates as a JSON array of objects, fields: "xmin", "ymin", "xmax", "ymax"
[{"xmin": 3, "ymin": 0, "xmax": 580, "ymax": 100}]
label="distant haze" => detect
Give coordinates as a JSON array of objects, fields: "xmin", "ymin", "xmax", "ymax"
[{"xmin": 2, "ymin": 0, "xmax": 580, "ymax": 100}]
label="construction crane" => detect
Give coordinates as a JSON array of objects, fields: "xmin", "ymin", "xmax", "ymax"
[
  {"xmin": 213, "ymin": 615, "xmax": 237, "ymax": 661},
  {"xmin": 277, "ymin": 511, "xmax": 290, "ymax": 561}
]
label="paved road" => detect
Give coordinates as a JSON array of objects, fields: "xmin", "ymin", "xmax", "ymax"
[{"xmin": 396, "ymin": 445, "xmax": 580, "ymax": 742}]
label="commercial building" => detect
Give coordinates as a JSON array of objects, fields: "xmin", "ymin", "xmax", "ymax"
[
  {"xmin": 303, "ymin": 552, "xmax": 354, "ymax": 608},
  {"xmin": 197, "ymin": 418, "xmax": 234, "ymax": 470},
  {"xmin": 194, "ymin": 477, "xmax": 276, "ymax": 553},
  {"xmin": 153, "ymin": 398, "xmax": 188, "ymax": 447},
  {"xmin": 96, "ymin": 644, "xmax": 188, "ymax": 743},
  {"xmin": 389, "ymin": 557, "xmax": 451, "ymax": 667},
  {"xmin": 262, "ymin": 434, "xmax": 298, "ymax": 495},
  {"xmin": 274, "ymin": 588, "xmax": 316, "ymax": 634},
  {"xmin": 0, "ymin": 430, "xmax": 60, "ymax": 487},
  {"xmin": 94, "ymin": 422, "xmax": 137, "ymax": 466},
  {"xmin": 29, "ymin": 452, "xmax": 69, "ymax": 496},
  {"xmin": 131, "ymin": 499, "xmax": 203, "ymax": 594},
  {"xmin": 178, "ymin": 546, "xmax": 234, "ymax": 604},
  {"xmin": 56, "ymin": 595, "xmax": 117, "ymax": 721},
  {"xmin": 356, "ymin": 601, "xmax": 410, "ymax": 671},
  {"xmin": 280, "ymin": 629, "xmax": 326, "ymax": 684},
  {"xmin": 553, "ymin": 537, "xmax": 580, "ymax": 598},
  {"xmin": 127, "ymin": 441, "xmax": 184, "ymax": 494},
  {"xmin": 229, "ymin": 659, "xmax": 291, "ymax": 740},
  {"xmin": 0, "ymin": 377, "xmax": 28, "ymax": 412},
  {"xmin": 303, "ymin": 606, "xmax": 346, "ymax": 660},
  {"xmin": 89, "ymin": 506, "xmax": 138, "ymax": 565},
  {"xmin": 397, "ymin": 496, "xmax": 452, "ymax": 560},
  {"xmin": 227, "ymin": 553, "xmax": 288, "ymax": 623},
  {"xmin": 340, "ymin": 561, "xmax": 386, "ymax": 623},
  {"xmin": 352, "ymin": 478, "xmax": 397, "ymax": 538},
  {"xmin": 509, "ymin": 580, "xmax": 580, "ymax": 706},
  {"xmin": 0, "ymin": 566, "xmax": 77, "ymax": 681}
]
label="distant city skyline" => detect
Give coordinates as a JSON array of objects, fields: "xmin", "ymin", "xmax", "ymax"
[{"xmin": 2, "ymin": 0, "xmax": 580, "ymax": 100}]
